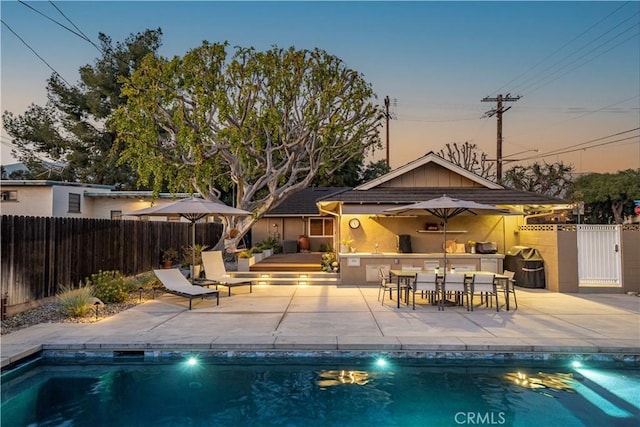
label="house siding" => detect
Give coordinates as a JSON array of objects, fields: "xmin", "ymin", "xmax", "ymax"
[{"xmin": 379, "ymin": 163, "xmax": 483, "ymax": 188}]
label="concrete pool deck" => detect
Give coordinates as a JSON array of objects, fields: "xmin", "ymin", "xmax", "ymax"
[{"xmin": 2, "ymin": 285, "xmax": 639, "ymax": 367}]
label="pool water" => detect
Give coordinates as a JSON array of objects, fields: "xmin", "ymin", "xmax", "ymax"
[{"xmin": 2, "ymin": 357, "xmax": 638, "ymax": 426}]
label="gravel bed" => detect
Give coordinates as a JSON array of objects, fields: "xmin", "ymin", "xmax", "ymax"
[{"xmin": 1, "ymin": 289, "xmax": 158, "ymax": 336}]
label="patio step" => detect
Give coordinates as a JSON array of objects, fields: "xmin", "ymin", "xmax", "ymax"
[
  {"xmin": 249, "ymin": 252, "xmax": 323, "ymax": 272},
  {"xmin": 228, "ymin": 271, "xmax": 340, "ymax": 285}
]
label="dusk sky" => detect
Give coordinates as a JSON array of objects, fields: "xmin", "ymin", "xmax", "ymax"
[{"xmin": 1, "ymin": 1, "xmax": 639, "ymax": 174}]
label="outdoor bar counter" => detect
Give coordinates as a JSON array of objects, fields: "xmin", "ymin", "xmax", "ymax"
[{"xmin": 338, "ymin": 252, "xmax": 504, "ymax": 286}]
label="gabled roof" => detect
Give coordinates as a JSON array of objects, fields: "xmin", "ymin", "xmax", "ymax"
[
  {"xmin": 0, "ymin": 179, "xmax": 113, "ymax": 190},
  {"xmin": 265, "ymin": 187, "xmax": 350, "ymax": 216},
  {"xmin": 355, "ymin": 152, "xmax": 502, "ymax": 190},
  {"xmin": 85, "ymin": 192, "xmax": 194, "ymax": 199},
  {"xmin": 327, "ymin": 187, "xmax": 565, "ymax": 206}
]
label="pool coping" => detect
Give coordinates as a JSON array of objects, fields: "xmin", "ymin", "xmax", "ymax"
[{"xmin": 3, "ymin": 342, "xmax": 639, "ymax": 371}]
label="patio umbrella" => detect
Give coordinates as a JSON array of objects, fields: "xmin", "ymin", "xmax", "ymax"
[
  {"xmin": 383, "ymin": 195, "xmax": 513, "ymax": 269},
  {"xmin": 126, "ymin": 196, "xmax": 251, "ymax": 267}
]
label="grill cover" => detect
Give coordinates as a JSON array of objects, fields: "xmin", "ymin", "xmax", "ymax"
[{"xmin": 504, "ymin": 246, "xmax": 545, "ymax": 288}]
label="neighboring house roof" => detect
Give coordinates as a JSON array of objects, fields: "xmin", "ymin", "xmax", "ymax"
[
  {"xmin": 356, "ymin": 151, "xmax": 502, "ymax": 190},
  {"xmin": 1, "ymin": 180, "xmax": 113, "ymax": 190},
  {"xmin": 84, "ymin": 191, "xmax": 195, "ymax": 199},
  {"xmin": 327, "ymin": 187, "xmax": 565, "ymax": 206},
  {"xmin": 1, "ymin": 180, "xmax": 195, "ymax": 200},
  {"xmin": 265, "ymin": 187, "xmax": 350, "ymax": 216}
]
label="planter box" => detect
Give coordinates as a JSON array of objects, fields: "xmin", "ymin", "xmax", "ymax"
[
  {"xmin": 237, "ymin": 256, "xmax": 255, "ymax": 272},
  {"xmin": 262, "ymin": 249, "xmax": 273, "ymax": 258},
  {"xmin": 190, "ymin": 265, "xmax": 203, "ymax": 280},
  {"xmin": 253, "ymin": 252, "xmax": 264, "ymax": 263}
]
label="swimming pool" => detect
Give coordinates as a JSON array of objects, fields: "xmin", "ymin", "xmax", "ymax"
[{"xmin": 2, "ymin": 356, "xmax": 638, "ymax": 426}]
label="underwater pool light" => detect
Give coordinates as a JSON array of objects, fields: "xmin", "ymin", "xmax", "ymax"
[
  {"xmin": 187, "ymin": 356, "xmax": 199, "ymax": 366},
  {"xmin": 572, "ymin": 360, "xmax": 583, "ymax": 368},
  {"xmin": 375, "ymin": 358, "xmax": 388, "ymax": 368}
]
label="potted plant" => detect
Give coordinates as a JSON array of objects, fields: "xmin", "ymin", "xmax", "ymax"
[
  {"xmin": 237, "ymin": 249, "xmax": 255, "ymax": 271},
  {"xmin": 182, "ymin": 244, "xmax": 209, "ymax": 279},
  {"xmin": 161, "ymin": 248, "xmax": 179, "ymax": 268},
  {"xmin": 260, "ymin": 236, "xmax": 282, "ymax": 254},
  {"xmin": 257, "ymin": 242, "xmax": 273, "ymax": 258},
  {"xmin": 251, "ymin": 246, "xmax": 264, "ymax": 263},
  {"xmin": 467, "ymin": 240, "xmax": 476, "ymax": 253},
  {"xmin": 339, "ymin": 239, "xmax": 353, "ymax": 254}
]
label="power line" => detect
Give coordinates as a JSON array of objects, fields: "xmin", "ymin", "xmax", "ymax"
[
  {"xmin": 507, "ymin": 94, "xmax": 640, "ymax": 140},
  {"xmin": 531, "ymin": 135, "xmax": 639, "ymax": 160},
  {"xmin": 46, "ymin": 0, "xmax": 103, "ymax": 54},
  {"xmin": 17, "ymin": 0, "xmax": 92, "ymax": 46},
  {"xmin": 518, "ymin": 127, "xmax": 640, "ymax": 161},
  {"xmin": 516, "ymin": 24, "xmax": 639, "ymax": 95},
  {"xmin": 505, "ymin": 3, "xmax": 639, "ymax": 96},
  {"xmin": 0, "ymin": 19, "xmax": 71, "ymax": 87},
  {"xmin": 487, "ymin": 1, "xmax": 633, "ymax": 97}
]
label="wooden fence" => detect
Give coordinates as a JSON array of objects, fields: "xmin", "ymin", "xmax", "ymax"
[{"xmin": 0, "ymin": 215, "xmax": 223, "ymax": 307}]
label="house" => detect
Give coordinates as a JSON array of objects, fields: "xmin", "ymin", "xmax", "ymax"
[
  {"xmin": 310, "ymin": 152, "xmax": 638, "ymax": 294},
  {"xmin": 0, "ymin": 180, "xmax": 193, "ymax": 220},
  {"xmin": 307, "ymin": 153, "xmax": 560, "ymax": 284},
  {"xmin": 251, "ymin": 187, "xmax": 349, "ymax": 252}
]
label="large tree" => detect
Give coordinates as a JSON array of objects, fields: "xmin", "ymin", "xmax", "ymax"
[
  {"xmin": 3, "ymin": 29, "xmax": 163, "ymax": 188},
  {"xmin": 437, "ymin": 142, "xmax": 495, "ymax": 180},
  {"xmin": 502, "ymin": 161, "xmax": 574, "ymax": 198},
  {"xmin": 113, "ymin": 42, "xmax": 382, "ymax": 249},
  {"xmin": 311, "ymin": 158, "xmax": 390, "ymax": 187},
  {"xmin": 571, "ymin": 169, "xmax": 640, "ymax": 224}
]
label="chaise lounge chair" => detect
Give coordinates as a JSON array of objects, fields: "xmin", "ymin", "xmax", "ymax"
[
  {"xmin": 202, "ymin": 251, "xmax": 253, "ymax": 296},
  {"xmin": 153, "ymin": 269, "xmax": 219, "ymax": 309}
]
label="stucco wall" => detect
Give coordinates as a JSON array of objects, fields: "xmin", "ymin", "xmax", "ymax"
[
  {"xmin": 517, "ymin": 226, "xmax": 580, "ymax": 293},
  {"xmin": 340, "ymin": 213, "xmax": 513, "ymax": 255},
  {"xmin": 622, "ymin": 227, "xmax": 640, "ymax": 293},
  {"xmin": 0, "ymin": 186, "xmax": 53, "ymax": 217}
]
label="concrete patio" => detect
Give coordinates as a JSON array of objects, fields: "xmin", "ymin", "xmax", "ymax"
[{"xmin": 2, "ymin": 285, "xmax": 639, "ymax": 368}]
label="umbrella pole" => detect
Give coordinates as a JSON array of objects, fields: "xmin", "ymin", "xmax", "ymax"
[
  {"xmin": 443, "ymin": 218, "xmax": 447, "ymax": 270},
  {"xmin": 192, "ymin": 221, "xmax": 196, "ymax": 269}
]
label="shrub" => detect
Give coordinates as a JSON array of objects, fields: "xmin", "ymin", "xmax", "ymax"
[
  {"xmin": 57, "ymin": 283, "xmax": 95, "ymax": 317},
  {"xmin": 321, "ymin": 252, "xmax": 338, "ymax": 272},
  {"xmin": 258, "ymin": 236, "xmax": 282, "ymax": 253},
  {"xmin": 128, "ymin": 272, "xmax": 160, "ymax": 290},
  {"xmin": 87, "ymin": 270, "xmax": 129, "ymax": 303},
  {"xmin": 238, "ymin": 249, "xmax": 253, "ymax": 259},
  {"xmin": 162, "ymin": 247, "xmax": 179, "ymax": 263},
  {"xmin": 182, "ymin": 244, "xmax": 209, "ymax": 266}
]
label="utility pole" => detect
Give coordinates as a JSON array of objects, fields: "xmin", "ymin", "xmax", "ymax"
[
  {"xmin": 481, "ymin": 93, "xmax": 521, "ymax": 181},
  {"xmin": 384, "ymin": 95, "xmax": 391, "ymax": 166}
]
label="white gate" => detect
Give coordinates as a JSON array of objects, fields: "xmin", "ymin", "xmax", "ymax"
[{"xmin": 577, "ymin": 225, "xmax": 622, "ymax": 287}]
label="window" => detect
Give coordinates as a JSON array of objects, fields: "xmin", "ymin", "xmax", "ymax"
[
  {"xmin": 110, "ymin": 210, "xmax": 122, "ymax": 220},
  {"xmin": 68, "ymin": 193, "xmax": 81, "ymax": 213},
  {"xmin": 1, "ymin": 190, "xmax": 17, "ymax": 201},
  {"xmin": 309, "ymin": 218, "xmax": 333, "ymax": 237}
]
